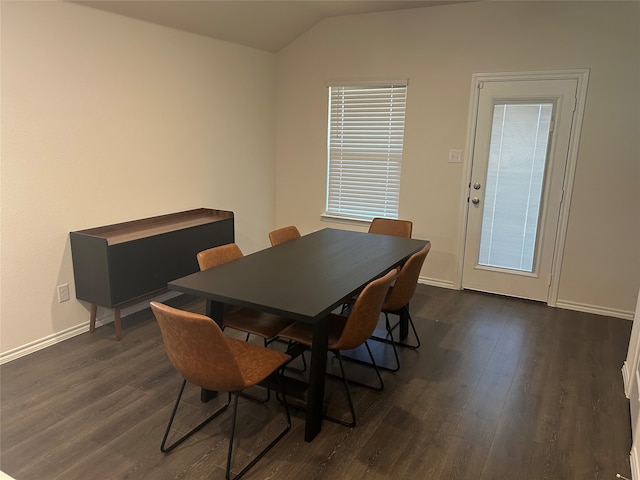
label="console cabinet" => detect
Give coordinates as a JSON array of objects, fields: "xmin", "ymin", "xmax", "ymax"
[{"xmin": 70, "ymin": 208, "xmax": 234, "ymax": 339}]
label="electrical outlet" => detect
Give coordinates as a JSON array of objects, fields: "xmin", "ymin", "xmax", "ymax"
[{"xmin": 57, "ymin": 284, "xmax": 70, "ymax": 303}]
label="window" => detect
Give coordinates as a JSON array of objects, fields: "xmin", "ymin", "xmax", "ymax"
[{"xmin": 325, "ymin": 81, "xmax": 408, "ymax": 221}]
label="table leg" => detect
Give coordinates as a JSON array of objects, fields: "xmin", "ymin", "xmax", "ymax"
[
  {"xmin": 205, "ymin": 300, "xmax": 225, "ymax": 328},
  {"xmin": 305, "ymin": 316, "xmax": 329, "ymax": 442}
]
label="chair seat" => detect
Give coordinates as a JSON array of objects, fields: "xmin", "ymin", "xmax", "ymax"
[
  {"xmin": 226, "ymin": 338, "xmax": 291, "ymax": 389},
  {"xmin": 278, "ymin": 314, "xmax": 347, "ymax": 350},
  {"xmin": 224, "ymin": 308, "xmax": 294, "ymax": 340}
]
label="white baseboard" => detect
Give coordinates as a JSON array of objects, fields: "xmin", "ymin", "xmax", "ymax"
[
  {"xmin": 0, "ymin": 322, "xmax": 90, "ymax": 365},
  {"xmin": 418, "ymin": 276, "xmax": 456, "ymax": 290},
  {"xmin": 417, "ymin": 279, "xmax": 635, "ymax": 321},
  {"xmin": 555, "ymin": 299, "xmax": 635, "ymax": 321},
  {"xmin": 0, "ymin": 291, "xmax": 181, "ymax": 365}
]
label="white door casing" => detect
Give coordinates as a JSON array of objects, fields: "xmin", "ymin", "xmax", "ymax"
[{"xmin": 624, "ymin": 290, "xmax": 640, "ymax": 480}]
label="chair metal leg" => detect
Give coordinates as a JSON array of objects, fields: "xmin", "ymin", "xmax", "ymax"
[
  {"xmin": 363, "ymin": 341, "xmax": 385, "ymax": 392},
  {"xmin": 300, "ymin": 351, "xmax": 307, "ymax": 372},
  {"xmin": 161, "ymin": 379, "xmax": 231, "ymax": 453},
  {"xmin": 389, "ymin": 305, "xmax": 421, "ymax": 349},
  {"xmin": 324, "ymin": 345, "xmax": 385, "ymax": 428},
  {"xmin": 324, "ymin": 351, "xmax": 356, "ymax": 428},
  {"xmin": 226, "ymin": 393, "xmax": 241, "ymax": 480},
  {"xmin": 340, "ymin": 303, "xmax": 352, "ymax": 315},
  {"xmin": 285, "ymin": 340, "xmax": 307, "ymax": 374},
  {"xmin": 162, "ymin": 377, "xmax": 290, "ymax": 480},
  {"xmin": 327, "ymin": 342, "xmax": 385, "ymax": 391},
  {"xmin": 401, "ymin": 305, "xmax": 421, "ymax": 349},
  {"xmin": 226, "ymin": 374, "xmax": 291, "ymax": 480},
  {"xmin": 382, "ymin": 313, "xmax": 401, "ymax": 372},
  {"xmin": 370, "ymin": 305, "xmax": 421, "ymax": 355}
]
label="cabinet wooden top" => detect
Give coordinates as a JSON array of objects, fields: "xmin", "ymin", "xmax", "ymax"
[{"xmin": 71, "ymin": 208, "xmax": 234, "ymax": 245}]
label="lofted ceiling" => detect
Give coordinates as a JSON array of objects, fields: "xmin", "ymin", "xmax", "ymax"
[{"xmin": 72, "ymin": 1, "xmax": 471, "ymax": 53}]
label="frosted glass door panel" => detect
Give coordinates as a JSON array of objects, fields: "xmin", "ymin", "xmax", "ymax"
[{"xmin": 478, "ymin": 103, "xmax": 553, "ymax": 272}]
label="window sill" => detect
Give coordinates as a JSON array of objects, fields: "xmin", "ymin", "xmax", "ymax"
[{"xmin": 320, "ymin": 213, "xmax": 372, "ymax": 227}]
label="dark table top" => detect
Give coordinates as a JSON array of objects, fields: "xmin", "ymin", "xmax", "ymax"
[{"xmin": 168, "ymin": 228, "xmax": 429, "ymax": 323}]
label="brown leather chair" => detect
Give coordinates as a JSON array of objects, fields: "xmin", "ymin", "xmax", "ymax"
[
  {"xmin": 368, "ymin": 217, "xmax": 413, "ymax": 238},
  {"xmin": 197, "ymin": 242, "xmax": 244, "ymax": 271},
  {"xmin": 278, "ymin": 269, "xmax": 396, "ymax": 427},
  {"xmin": 375, "ymin": 243, "xmax": 431, "ymax": 371},
  {"xmin": 268, "ymin": 226, "xmax": 301, "ymax": 246},
  {"xmin": 338, "ymin": 217, "xmax": 411, "ymax": 337},
  {"xmin": 150, "ymin": 302, "xmax": 291, "ymax": 480},
  {"xmin": 197, "ymin": 243, "xmax": 294, "ymax": 342}
]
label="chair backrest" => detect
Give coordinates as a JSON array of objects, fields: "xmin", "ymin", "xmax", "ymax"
[
  {"xmin": 368, "ymin": 218, "xmax": 413, "ymax": 238},
  {"xmin": 333, "ymin": 269, "xmax": 397, "ymax": 351},
  {"xmin": 382, "ymin": 243, "xmax": 431, "ymax": 312},
  {"xmin": 197, "ymin": 243, "xmax": 243, "ymax": 271},
  {"xmin": 268, "ymin": 226, "xmax": 301, "ymax": 246},
  {"xmin": 150, "ymin": 302, "xmax": 246, "ymax": 392}
]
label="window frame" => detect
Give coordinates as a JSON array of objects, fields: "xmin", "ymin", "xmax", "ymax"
[{"xmin": 323, "ymin": 79, "xmax": 408, "ymax": 222}]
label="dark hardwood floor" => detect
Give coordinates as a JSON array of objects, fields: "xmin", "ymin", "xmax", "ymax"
[{"xmin": 0, "ymin": 285, "xmax": 633, "ymax": 479}]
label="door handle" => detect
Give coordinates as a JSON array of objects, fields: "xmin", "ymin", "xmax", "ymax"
[{"xmin": 471, "ymin": 197, "xmax": 480, "ymax": 205}]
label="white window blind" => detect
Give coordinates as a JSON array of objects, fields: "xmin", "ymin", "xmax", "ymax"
[{"xmin": 325, "ymin": 82, "xmax": 407, "ymax": 220}]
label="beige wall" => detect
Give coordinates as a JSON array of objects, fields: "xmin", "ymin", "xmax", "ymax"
[
  {"xmin": 1, "ymin": 2, "xmax": 276, "ymax": 353},
  {"xmin": 275, "ymin": 1, "xmax": 640, "ymax": 314},
  {"xmin": 1, "ymin": 0, "xmax": 639, "ymax": 357}
]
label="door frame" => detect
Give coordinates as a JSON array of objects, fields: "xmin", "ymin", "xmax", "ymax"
[{"xmin": 456, "ymin": 69, "xmax": 590, "ymax": 306}]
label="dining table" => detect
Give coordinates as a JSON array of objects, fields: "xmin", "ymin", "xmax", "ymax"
[{"xmin": 167, "ymin": 227, "xmax": 429, "ymax": 441}]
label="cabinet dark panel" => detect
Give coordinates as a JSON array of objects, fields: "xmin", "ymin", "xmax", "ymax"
[{"xmin": 70, "ymin": 208, "xmax": 234, "ymax": 339}]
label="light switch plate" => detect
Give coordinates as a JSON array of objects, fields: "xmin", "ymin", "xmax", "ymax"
[{"xmin": 448, "ymin": 149, "xmax": 462, "ymax": 163}]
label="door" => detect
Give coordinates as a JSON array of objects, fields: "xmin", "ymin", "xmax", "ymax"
[{"xmin": 462, "ymin": 78, "xmax": 578, "ymax": 301}]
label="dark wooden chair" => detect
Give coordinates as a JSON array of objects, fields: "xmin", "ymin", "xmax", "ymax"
[
  {"xmin": 150, "ymin": 302, "xmax": 291, "ymax": 480},
  {"xmin": 278, "ymin": 269, "xmax": 397, "ymax": 427}
]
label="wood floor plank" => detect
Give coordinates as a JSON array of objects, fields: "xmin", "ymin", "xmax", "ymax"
[{"xmin": 0, "ymin": 286, "xmax": 633, "ymax": 480}]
